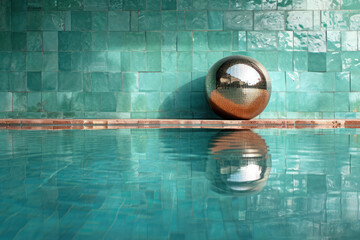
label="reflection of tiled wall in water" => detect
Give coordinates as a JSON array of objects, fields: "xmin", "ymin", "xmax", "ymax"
[
  {"xmin": 1, "ymin": 0, "xmax": 360, "ymax": 118},
  {"xmin": 1, "ymin": 129, "xmax": 360, "ymax": 238}
]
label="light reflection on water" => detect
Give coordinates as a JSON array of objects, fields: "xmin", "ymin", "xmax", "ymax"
[{"xmin": 0, "ymin": 129, "xmax": 360, "ymax": 239}]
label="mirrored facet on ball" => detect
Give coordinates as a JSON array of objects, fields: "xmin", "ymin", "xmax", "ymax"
[{"xmin": 205, "ymin": 55, "xmax": 271, "ymax": 120}]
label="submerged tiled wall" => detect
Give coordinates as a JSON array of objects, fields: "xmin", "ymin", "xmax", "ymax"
[{"xmin": 1, "ymin": 0, "xmax": 360, "ymax": 119}]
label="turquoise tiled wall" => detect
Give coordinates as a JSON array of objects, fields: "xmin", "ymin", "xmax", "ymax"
[{"xmin": 1, "ymin": 0, "xmax": 360, "ymax": 119}]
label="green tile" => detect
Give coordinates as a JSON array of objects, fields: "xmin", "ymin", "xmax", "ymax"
[
  {"xmin": 27, "ymin": 72, "xmax": 42, "ymax": 91},
  {"xmin": 123, "ymin": 72, "xmax": 138, "ymax": 92},
  {"xmin": 255, "ymin": 11, "xmax": 285, "ymax": 30},
  {"xmin": 350, "ymin": 92, "xmax": 360, "ymax": 112},
  {"xmin": 12, "ymin": 32, "xmax": 27, "ymax": 51},
  {"xmin": 334, "ymin": 92, "xmax": 349, "ymax": 111},
  {"xmin": 121, "ymin": 32, "xmax": 145, "ymax": 51},
  {"xmin": 84, "ymin": 0, "xmax": 108, "ymax": 10},
  {"xmin": 247, "ymin": 31, "xmax": 277, "ymax": 51},
  {"xmin": 59, "ymin": 52, "xmax": 71, "ymax": 71},
  {"xmin": 58, "ymin": 72, "xmax": 83, "ymax": 91},
  {"xmin": 178, "ymin": 0, "xmax": 191, "ymax": 10},
  {"xmin": 278, "ymin": 51, "xmax": 293, "ymax": 71},
  {"xmin": 70, "ymin": 52, "xmax": 83, "ymax": 71},
  {"xmin": 13, "ymin": 92, "xmax": 27, "ymax": 112},
  {"xmin": 27, "ymin": 52, "xmax": 42, "ymax": 71},
  {"xmin": 27, "ymin": 92, "xmax": 42, "ymax": 112},
  {"xmin": 145, "ymin": 92, "xmax": 161, "ymax": 111},
  {"xmin": 146, "ymin": 32, "xmax": 161, "ymax": 51},
  {"xmin": 191, "ymin": 72, "xmax": 206, "ymax": 91},
  {"xmin": 185, "ymin": 11, "xmax": 207, "ymax": 30},
  {"xmin": 65, "ymin": 11, "xmax": 71, "ymax": 31},
  {"xmin": 161, "ymin": 72, "xmax": 177, "ymax": 91},
  {"xmin": 107, "ymin": 52, "xmax": 121, "ymax": 72},
  {"xmin": 0, "ymin": 52, "xmax": 11, "ymax": 71},
  {"xmin": 293, "ymin": 51, "xmax": 308, "ymax": 72},
  {"xmin": 231, "ymin": 31, "xmax": 246, "ymax": 51},
  {"xmin": 108, "ymin": 11, "xmax": 130, "ymax": 31},
  {"xmin": 88, "ymin": 51, "xmax": 107, "ymax": 72},
  {"xmin": 139, "ymin": 11, "xmax": 161, "ymax": 31},
  {"xmin": 147, "ymin": 0, "xmax": 161, "ymax": 10},
  {"xmin": 139, "ymin": 73, "xmax": 161, "ymax": 91},
  {"xmin": 108, "ymin": 72, "xmax": 122, "ymax": 91},
  {"xmin": 286, "ymin": 72, "xmax": 300, "ymax": 91},
  {"xmin": 162, "ymin": 0, "xmax": 176, "ymax": 10},
  {"xmin": 160, "ymin": 92, "xmax": 174, "ymax": 111},
  {"xmin": 27, "ymin": 31, "xmax": 42, "ymax": 51},
  {"xmin": 308, "ymin": 31, "xmax": 326, "ymax": 52},
  {"xmin": 83, "ymin": 72, "xmax": 91, "ymax": 92},
  {"xmin": 177, "ymin": 52, "xmax": 192, "ymax": 72},
  {"xmin": 11, "ymin": 52, "xmax": 26, "ymax": 71},
  {"xmin": 208, "ymin": 31, "xmax": 232, "ymax": 51},
  {"xmin": 131, "ymin": 52, "xmax": 146, "ymax": 71},
  {"xmin": 42, "ymin": 72, "xmax": 57, "ymax": 91},
  {"xmin": 71, "ymin": 11, "xmax": 91, "ymax": 31},
  {"xmin": 224, "ymin": 11, "xmax": 253, "ymax": 30},
  {"xmin": 177, "ymin": 72, "xmax": 191, "ymax": 91},
  {"xmin": 109, "ymin": 0, "xmax": 123, "ymax": 10},
  {"xmin": 43, "ymin": 31, "xmax": 58, "ymax": 51},
  {"xmin": 0, "ymin": 92, "xmax": 12, "ymax": 111},
  {"xmin": 12, "ymin": 0, "xmax": 27, "ymax": 11},
  {"xmin": 278, "ymin": 31, "xmax": 293, "ymax": 50},
  {"xmin": 193, "ymin": 52, "xmax": 207, "ymax": 72},
  {"xmin": 265, "ymin": 92, "xmax": 285, "ymax": 112},
  {"xmin": 262, "ymin": 0, "xmax": 277, "ymax": 9},
  {"xmin": 162, "ymin": 51, "xmax": 177, "ymax": 72},
  {"xmin": 341, "ymin": 31, "xmax": 357, "ymax": 51},
  {"xmin": 27, "ymin": 11, "xmax": 42, "ymax": 30},
  {"xmin": 342, "ymin": 52, "xmax": 360, "ymax": 71},
  {"xmin": 336, "ymin": 72, "xmax": 350, "ymax": 91},
  {"xmin": 327, "ymin": 31, "xmax": 341, "ymax": 51},
  {"xmin": 43, "ymin": 12, "xmax": 65, "ymax": 30},
  {"xmin": 123, "ymin": 0, "xmax": 145, "ymax": 10},
  {"xmin": 177, "ymin": 31, "xmax": 193, "ymax": 51},
  {"xmin": 162, "ymin": 32, "xmax": 177, "ymax": 51},
  {"xmin": 116, "ymin": 92, "xmax": 131, "ymax": 112},
  {"xmin": 350, "ymin": 11, "xmax": 360, "ymax": 30},
  {"xmin": 308, "ymin": 52, "xmax": 326, "ymax": 72},
  {"xmin": 92, "ymin": 12, "xmax": 108, "ymax": 31},
  {"xmin": 101, "ymin": 92, "xmax": 116, "ymax": 112},
  {"xmin": 208, "ymin": 11, "xmax": 223, "ymax": 30},
  {"xmin": 84, "ymin": 92, "xmax": 101, "ymax": 111},
  {"xmin": 92, "ymin": 32, "xmax": 108, "ymax": 51},
  {"xmin": 42, "ymin": 52, "xmax": 58, "ymax": 71},
  {"xmin": 294, "ymin": 31, "xmax": 308, "ymax": 50},
  {"xmin": 58, "ymin": 32, "xmax": 90, "ymax": 51},
  {"xmin": 298, "ymin": 92, "xmax": 334, "ymax": 112},
  {"xmin": 108, "ymin": 32, "xmax": 122, "ymax": 51},
  {"xmin": 322, "ymin": 11, "xmax": 349, "ymax": 30},
  {"xmin": 269, "ymin": 72, "xmax": 285, "ymax": 91},
  {"xmin": 193, "ymin": 0, "xmax": 207, "ymax": 9},
  {"xmin": 207, "ymin": 51, "xmax": 224, "ymax": 68},
  {"xmin": 91, "ymin": 72, "xmax": 109, "ymax": 92},
  {"xmin": 9, "ymin": 72, "xmax": 26, "ymax": 91},
  {"xmin": 0, "ymin": 72, "xmax": 8, "ymax": 91},
  {"xmin": 308, "ymin": 0, "xmax": 339, "ymax": 10},
  {"xmin": 208, "ymin": 0, "xmax": 229, "ymax": 9},
  {"xmin": 131, "ymin": 11, "xmax": 139, "ymax": 31},
  {"xmin": 231, "ymin": 0, "xmax": 261, "ymax": 10},
  {"xmin": 131, "ymin": 92, "xmax": 146, "ymax": 112},
  {"xmin": 326, "ymin": 52, "xmax": 342, "ymax": 72},
  {"xmin": 193, "ymin": 32, "xmax": 208, "ymax": 51},
  {"xmin": 11, "ymin": 11, "xmax": 27, "ymax": 31},
  {"xmin": 300, "ymin": 72, "xmax": 335, "ymax": 91},
  {"xmin": 57, "ymin": 92, "xmax": 72, "ymax": 112},
  {"xmin": 175, "ymin": 92, "xmax": 190, "ymax": 111},
  {"xmin": 57, "ymin": 0, "xmax": 83, "ymax": 10},
  {"xmin": 147, "ymin": 52, "xmax": 161, "ymax": 71},
  {"xmin": 342, "ymin": 0, "xmax": 360, "ymax": 10},
  {"xmin": 286, "ymin": 11, "xmax": 313, "ymax": 30},
  {"xmin": 42, "ymin": 92, "xmax": 57, "ymax": 112},
  {"xmin": 351, "ymin": 72, "xmax": 360, "ymax": 91},
  {"xmin": 121, "ymin": 52, "xmax": 131, "ymax": 71},
  {"xmin": 277, "ymin": 0, "xmax": 292, "ymax": 9},
  {"xmin": 162, "ymin": 11, "xmax": 177, "ymax": 31}
]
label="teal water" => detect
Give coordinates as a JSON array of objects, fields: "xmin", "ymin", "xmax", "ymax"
[{"xmin": 0, "ymin": 128, "xmax": 360, "ymax": 239}]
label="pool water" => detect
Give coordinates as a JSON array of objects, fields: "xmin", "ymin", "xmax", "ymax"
[{"xmin": 1, "ymin": 128, "xmax": 360, "ymax": 239}]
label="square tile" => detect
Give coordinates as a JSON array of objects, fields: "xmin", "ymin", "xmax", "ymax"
[
  {"xmin": 162, "ymin": 11, "xmax": 177, "ymax": 31},
  {"xmin": 224, "ymin": 11, "xmax": 253, "ymax": 30},
  {"xmin": 27, "ymin": 92, "xmax": 42, "ymax": 112},
  {"xmin": 286, "ymin": 11, "xmax": 313, "ymax": 30},
  {"xmin": 208, "ymin": 11, "xmax": 223, "ymax": 30},
  {"xmin": 326, "ymin": 52, "xmax": 342, "ymax": 72},
  {"xmin": 27, "ymin": 72, "xmax": 42, "ymax": 91},
  {"xmin": 43, "ymin": 11, "xmax": 65, "ymax": 31},
  {"xmin": 336, "ymin": 72, "xmax": 350, "ymax": 91},
  {"xmin": 341, "ymin": 31, "xmax": 358, "ymax": 51},
  {"xmin": 42, "ymin": 92, "xmax": 57, "ymax": 112},
  {"xmin": 13, "ymin": 92, "xmax": 27, "ymax": 112},
  {"xmin": 322, "ymin": 11, "xmax": 349, "ymax": 30},
  {"xmin": 146, "ymin": 32, "xmax": 161, "ymax": 51},
  {"xmin": 42, "ymin": 72, "xmax": 57, "ymax": 91},
  {"xmin": 42, "ymin": 52, "xmax": 58, "ymax": 71},
  {"xmin": 92, "ymin": 12, "xmax": 108, "ymax": 31},
  {"xmin": 255, "ymin": 11, "xmax": 285, "ymax": 30},
  {"xmin": 308, "ymin": 52, "xmax": 327, "ymax": 72},
  {"xmin": 139, "ymin": 73, "xmax": 161, "ymax": 91},
  {"xmin": 177, "ymin": 52, "xmax": 192, "ymax": 72},
  {"xmin": 0, "ymin": 72, "xmax": 9, "ymax": 91},
  {"xmin": 11, "ymin": 11, "xmax": 26, "ymax": 31},
  {"xmin": 92, "ymin": 32, "xmax": 108, "ymax": 51},
  {"xmin": 91, "ymin": 72, "xmax": 109, "ymax": 92},
  {"xmin": 185, "ymin": 11, "xmax": 207, "ymax": 30},
  {"xmin": 108, "ymin": 72, "xmax": 122, "ymax": 91},
  {"xmin": 327, "ymin": 31, "xmax": 341, "ymax": 51},
  {"xmin": 43, "ymin": 31, "xmax": 58, "ymax": 51},
  {"xmin": 123, "ymin": 72, "xmax": 138, "ymax": 92},
  {"xmin": 27, "ymin": 52, "xmax": 42, "ymax": 71},
  {"xmin": 12, "ymin": 32, "xmax": 27, "ymax": 51},
  {"xmin": 162, "ymin": 0, "xmax": 176, "ymax": 10},
  {"xmin": 58, "ymin": 72, "xmax": 83, "ymax": 91},
  {"xmin": 9, "ymin": 72, "xmax": 26, "ymax": 91},
  {"xmin": 108, "ymin": 11, "xmax": 130, "ymax": 31},
  {"xmin": 27, "ymin": 31, "xmax": 42, "ymax": 51},
  {"xmin": 107, "ymin": 52, "xmax": 121, "ymax": 72},
  {"xmin": 177, "ymin": 31, "xmax": 193, "ymax": 51},
  {"xmin": 11, "ymin": 52, "xmax": 26, "ymax": 71},
  {"xmin": 139, "ymin": 11, "xmax": 161, "ymax": 31},
  {"xmin": 27, "ymin": 11, "xmax": 42, "ymax": 30},
  {"xmin": 208, "ymin": 31, "xmax": 232, "ymax": 51},
  {"xmin": 0, "ymin": 92, "xmax": 12, "ymax": 111},
  {"xmin": 116, "ymin": 93, "xmax": 131, "ymax": 112}
]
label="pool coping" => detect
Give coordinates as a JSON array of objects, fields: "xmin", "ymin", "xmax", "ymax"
[{"xmin": 0, "ymin": 119, "xmax": 359, "ymax": 130}]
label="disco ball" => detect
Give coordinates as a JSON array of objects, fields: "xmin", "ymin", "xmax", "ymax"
[{"xmin": 205, "ymin": 55, "xmax": 271, "ymax": 120}]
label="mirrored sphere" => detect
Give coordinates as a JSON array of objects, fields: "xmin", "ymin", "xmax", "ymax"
[{"xmin": 205, "ymin": 55, "xmax": 271, "ymax": 120}]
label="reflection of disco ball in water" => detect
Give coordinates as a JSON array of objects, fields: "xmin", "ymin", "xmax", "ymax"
[
  {"xmin": 205, "ymin": 55, "xmax": 271, "ymax": 120},
  {"xmin": 207, "ymin": 130, "xmax": 271, "ymax": 196}
]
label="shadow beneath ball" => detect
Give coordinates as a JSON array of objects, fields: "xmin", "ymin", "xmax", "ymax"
[{"xmin": 159, "ymin": 77, "xmax": 220, "ymax": 119}]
